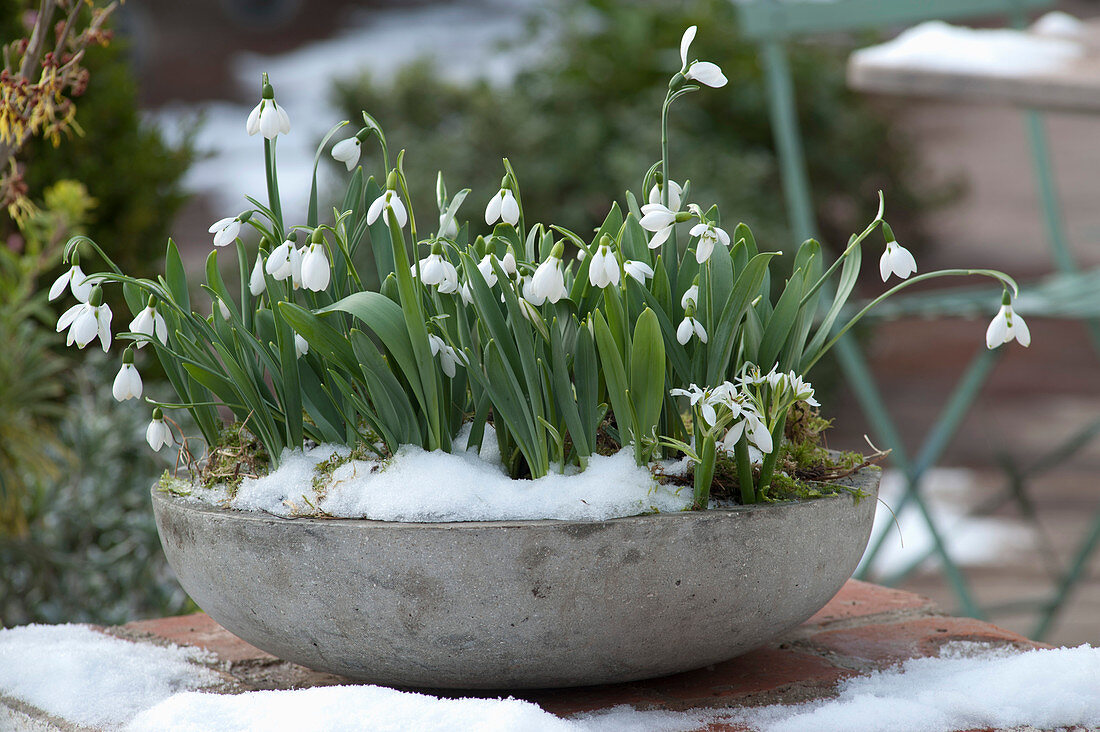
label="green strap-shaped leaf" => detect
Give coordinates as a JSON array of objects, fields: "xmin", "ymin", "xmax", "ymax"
[
  {"xmin": 629, "ymin": 308, "xmax": 665, "ymax": 449},
  {"xmin": 165, "ymin": 238, "xmax": 190, "ymax": 312},
  {"xmin": 549, "ymin": 318, "xmax": 589, "ymax": 461},
  {"xmin": 592, "ymin": 310, "xmax": 633, "ymax": 448},
  {"xmin": 705, "ymin": 252, "xmax": 778, "ymax": 384}
]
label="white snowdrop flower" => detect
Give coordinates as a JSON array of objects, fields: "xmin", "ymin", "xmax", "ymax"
[
  {"xmin": 246, "ymin": 83, "xmax": 290, "ymax": 140},
  {"xmin": 56, "ymin": 286, "xmax": 111, "ymax": 351},
  {"xmin": 459, "ymin": 281, "xmax": 473, "ymax": 306},
  {"xmin": 301, "ymin": 242, "xmax": 331, "ymax": 292},
  {"xmin": 209, "ymin": 216, "xmax": 242, "ymax": 248},
  {"xmin": 588, "ymin": 243, "xmax": 620, "ymax": 289},
  {"xmin": 681, "ymin": 283, "xmax": 699, "ymax": 310},
  {"xmin": 648, "ymin": 180, "xmax": 683, "ymax": 211},
  {"xmin": 745, "ymin": 409, "xmax": 773, "ymax": 454},
  {"xmin": 366, "ymin": 189, "xmax": 408, "ymax": 229},
  {"xmin": 49, "ymin": 263, "xmax": 94, "ymax": 303},
  {"xmin": 623, "ymin": 260, "xmax": 654, "ymax": 284},
  {"xmin": 128, "ymin": 302, "xmax": 168, "ymax": 348},
  {"xmin": 679, "ymin": 25, "xmax": 728, "ymax": 88},
  {"xmin": 671, "ymin": 384, "xmax": 718, "ymax": 426},
  {"xmin": 146, "ymin": 409, "xmax": 174, "ymax": 452},
  {"xmin": 786, "ymin": 372, "xmax": 820, "ymax": 407},
  {"xmin": 639, "ymin": 203, "xmax": 679, "ymax": 249},
  {"xmin": 249, "ymin": 254, "xmax": 267, "ymax": 296},
  {"xmin": 986, "ymin": 296, "xmax": 1031, "ymax": 349},
  {"xmin": 112, "ymin": 351, "xmax": 143, "ymax": 402},
  {"xmin": 484, "ymin": 188, "xmax": 520, "ymax": 226},
  {"xmin": 217, "ymin": 299, "xmax": 232, "ymax": 320},
  {"xmin": 416, "ymin": 251, "xmax": 459, "ymax": 294},
  {"xmin": 294, "ymin": 333, "xmax": 309, "ymax": 359},
  {"xmin": 690, "ymin": 221, "xmax": 731, "ymax": 264},
  {"xmin": 879, "ymin": 222, "xmax": 917, "ymax": 282},
  {"xmin": 331, "ymin": 136, "xmax": 361, "ymax": 172},
  {"xmin": 438, "ymin": 211, "xmax": 459, "ymax": 240},
  {"xmin": 287, "ymin": 246, "xmax": 304, "ymax": 289},
  {"xmin": 719, "ymin": 421, "xmax": 747, "ymax": 453},
  {"xmin": 763, "ymin": 365, "xmax": 785, "ymax": 391},
  {"xmin": 265, "ymin": 238, "xmax": 295, "ymax": 280},
  {"xmin": 501, "ymin": 248, "xmax": 518, "ymax": 277},
  {"xmin": 476, "ymin": 255, "xmax": 498, "ymax": 287},
  {"xmin": 676, "ymin": 315, "xmax": 707, "ymax": 345},
  {"xmin": 531, "ymin": 251, "xmax": 568, "ymax": 304},
  {"xmin": 428, "ymin": 334, "xmax": 466, "ymax": 378},
  {"xmin": 521, "ymin": 275, "xmax": 546, "ymax": 307},
  {"xmin": 879, "ymin": 239, "xmax": 917, "ymax": 282}
]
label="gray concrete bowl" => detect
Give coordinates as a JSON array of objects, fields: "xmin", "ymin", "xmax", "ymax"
[{"xmin": 152, "ymin": 466, "xmax": 879, "ymax": 689}]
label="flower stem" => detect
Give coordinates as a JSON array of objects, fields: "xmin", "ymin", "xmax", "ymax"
[
  {"xmin": 755, "ymin": 411, "xmax": 788, "ymax": 500},
  {"xmin": 264, "ymin": 137, "xmax": 284, "ymax": 233}
]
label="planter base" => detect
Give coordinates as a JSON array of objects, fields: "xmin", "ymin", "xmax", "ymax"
[{"xmin": 152, "ymin": 468, "xmax": 878, "ymax": 689}]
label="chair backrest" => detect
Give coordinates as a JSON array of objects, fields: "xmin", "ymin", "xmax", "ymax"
[{"xmin": 733, "ymin": 0, "xmax": 1056, "ymax": 244}]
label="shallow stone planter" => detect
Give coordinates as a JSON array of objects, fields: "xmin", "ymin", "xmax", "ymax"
[{"xmin": 152, "ymin": 466, "xmax": 879, "ymax": 689}]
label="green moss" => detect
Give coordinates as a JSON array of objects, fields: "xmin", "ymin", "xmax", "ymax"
[
  {"xmin": 199, "ymin": 423, "xmax": 270, "ymax": 496},
  {"xmin": 311, "ymin": 443, "xmax": 376, "ymax": 497},
  {"xmin": 156, "ymin": 471, "xmax": 193, "ymax": 497}
]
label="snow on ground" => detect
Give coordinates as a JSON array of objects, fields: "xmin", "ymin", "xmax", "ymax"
[
  {"xmin": 852, "ymin": 15, "xmax": 1085, "ymax": 77},
  {"xmin": 857, "ymin": 467, "xmax": 1036, "ymax": 577},
  {"xmin": 3, "ymin": 626, "xmax": 1099, "ymax": 732},
  {"xmin": 188, "ymin": 424, "xmax": 693, "ymax": 522},
  {"xmin": 0, "ymin": 624, "xmax": 219, "ymax": 730},
  {"xmin": 152, "ymin": 0, "xmax": 547, "ymax": 220}
]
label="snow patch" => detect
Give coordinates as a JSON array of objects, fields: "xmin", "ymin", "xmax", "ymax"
[
  {"xmin": 1032, "ymin": 11, "xmax": 1086, "ymax": 37},
  {"xmin": 853, "ymin": 19, "xmax": 1084, "ymax": 77},
  {"xmin": 197, "ymin": 424, "xmax": 692, "ymax": 522},
  {"xmin": 0, "ymin": 624, "xmax": 218, "ymax": 730}
]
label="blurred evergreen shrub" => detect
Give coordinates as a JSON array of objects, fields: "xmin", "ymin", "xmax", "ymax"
[{"xmin": 332, "ymin": 0, "xmax": 943, "ymax": 255}]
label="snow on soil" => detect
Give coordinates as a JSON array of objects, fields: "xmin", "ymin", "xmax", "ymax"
[
  {"xmin": 187, "ymin": 425, "xmax": 693, "ymax": 522},
  {"xmin": 852, "ymin": 16, "xmax": 1084, "ymax": 77},
  {"xmin": 0, "ymin": 624, "xmax": 219, "ymax": 730},
  {"xmin": 858, "ymin": 468, "xmax": 1036, "ymax": 576},
  {"xmin": 3, "ymin": 626, "xmax": 1099, "ymax": 732}
]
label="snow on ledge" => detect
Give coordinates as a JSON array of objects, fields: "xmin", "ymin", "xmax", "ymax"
[{"xmin": 852, "ymin": 17, "xmax": 1085, "ymax": 77}]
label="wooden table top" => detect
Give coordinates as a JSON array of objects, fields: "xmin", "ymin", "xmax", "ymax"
[{"xmin": 847, "ymin": 20, "xmax": 1100, "ymax": 113}]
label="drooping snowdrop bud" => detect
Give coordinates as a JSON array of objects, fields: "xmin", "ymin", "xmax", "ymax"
[
  {"xmin": 459, "ymin": 281, "xmax": 473, "ymax": 306},
  {"xmin": 49, "ymin": 259, "xmax": 94, "ymax": 303},
  {"xmin": 57, "ymin": 284, "xmax": 112, "ymax": 351},
  {"xmin": 530, "ymin": 241, "xmax": 568, "ymax": 304},
  {"xmin": 681, "ymin": 281, "xmax": 699, "ymax": 310},
  {"xmin": 485, "ymin": 188, "xmax": 520, "ymax": 227},
  {"xmin": 366, "ymin": 185, "xmax": 408, "ymax": 229},
  {"xmin": 521, "ymin": 275, "xmax": 545, "ymax": 307},
  {"xmin": 639, "ymin": 203, "xmax": 688, "ymax": 249},
  {"xmin": 648, "ymin": 179, "xmax": 683, "ymax": 211},
  {"xmin": 676, "ymin": 307, "xmax": 707, "ymax": 345},
  {"xmin": 416, "ymin": 243, "xmax": 459, "ymax": 294},
  {"xmin": 294, "ymin": 333, "xmax": 309, "ymax": 359},
  {"xmin": 501, "ymin": 247, "xmax": 518, "ymax": 277},
  {"xmin": 146, "ymin": 408, "xmax": 174, "ymax": 452},
  {"xmin": 690, "ymin": 221, "xmax": 731, "ymax": 264},
  {"xmin": 112, "ymin": 348, "xmax": 143, "ymax": 402},
  {"xmin": 679, "ymin": 26, "xmax": 728, "ymax": 88},
  {"xmin": 301, "ymin": 233, "xmax": 331, "ymax": 292},
  {"xmin": 249, "ymin": 253, "xmax": 267, "ymax": 296},
  {"xmin": 476, "ymin": 254, "xmax": 498, "ymax": 287},
  {"xmin": 879, "ymin": 222, "xmax": 917, "ymax": 282},
  {"xmin": 588, "ymin": 236, "xmax": 620, "ymax": 289},
  {"xmin": 986, "ymin": 291, "xmax": 1031, "ymax": 349},
  {"xmin": 247, "ymin": 80, "xmax": 291, "ymax": 139},
  {"xmin": 623, "ymin": 259, "xmax": 654, "ymax": 284},
  {"xmin": 209, "ymin": 216, "xmax": 242, "ymax": 248},
  {"xmin": 217, "ymin": 299, "xmax": 232, "ymax": 320},
  {"xmin": 128, "ymin": 297, "xmax": 168, "ymax": 348},
  {"xmin": 428, "ymin": 333, "xmax": 466, "ymax": 378}
]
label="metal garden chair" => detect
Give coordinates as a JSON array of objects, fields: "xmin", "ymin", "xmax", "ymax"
[{"xmin": 734, "ymin": 0, "xmax": 1100, "ymax": 636}]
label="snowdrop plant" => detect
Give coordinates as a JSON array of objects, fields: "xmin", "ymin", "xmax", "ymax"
[{"xmin": 53, "ymin": 28, "xmax": 1026, "ymax": 506}]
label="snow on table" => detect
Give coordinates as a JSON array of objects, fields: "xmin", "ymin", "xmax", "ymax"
[
  {"xmin": 2, "ymin": 622, "xmax": 1098, "ymax": 732},
  {"xmin": 851, "ymin": 17, "xmax": 1085, "ymax": 77}
]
